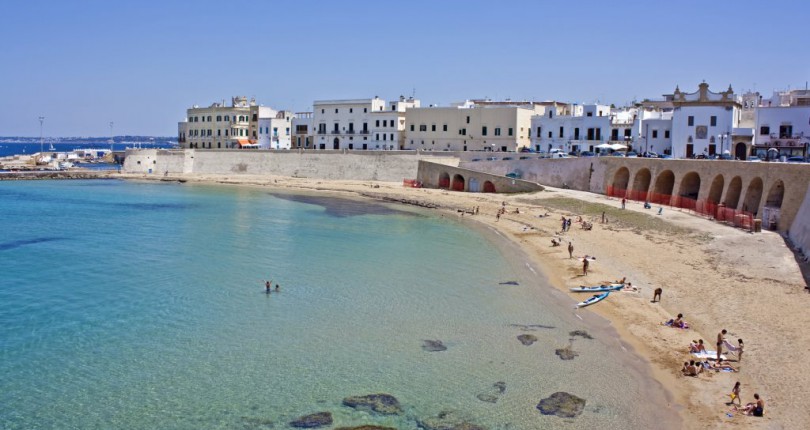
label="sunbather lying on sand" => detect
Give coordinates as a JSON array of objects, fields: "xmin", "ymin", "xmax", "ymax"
[{"xmin": 663, "ymin": 313, "xmax": 689, "ymax": 329}]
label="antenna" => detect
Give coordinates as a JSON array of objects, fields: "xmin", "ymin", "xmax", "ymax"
[
  {"xmin": 109, "ymin": 122, "xmax": 114, "ymax": 152},
  {"xmin": 412, "ymin": 87, "xmax": 416, "ymax": 99},
  {"xmin": 39, "ymin": 116, "xmax": 45, "ymax": 153}
]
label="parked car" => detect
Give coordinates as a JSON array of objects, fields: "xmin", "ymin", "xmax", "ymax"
[
  {"xmin": 610, "ymin": 152, "xmax": 625, "ymax": 157},
  {"xmin": 568, "ymin": 151, "xmax": 579, "ymax": 156},
  {"xmin": 625, "ymin": 151, "xmax": 638, "ymax": 158},
  {"xmin": 787, "ymin": 156, "xmax": 807, "ymax": 163},
  {"xmin": 485, "ymin": 157, "xmax": 498, "ymax": 161},
  {"xmin": 718, "ymin": 154, "xmax": 733, "ymax": 160},
  {"xmin": 470, "ymin": 158, "xmax": 482, "ymax": 162},
  {"xmin": 580, "ymin": 151, "xmax": 595, "ymax": 157},
  {"xmin": 501, "ymin": 157, "xmax": 513, "ymax": 161},
  {"xmin": 659, "ymin": 154, "xmax": 673, "ymax": 159},
  {"xmin": 505, "ymin": 172, "xmax": 521, "ymax": 179},
  {"xmin": 520, "ymin": 147, "xmax": 536, "ymax": 153},
  {"xmin": 519, "ymin": 156, "xmax": 531, "ymax": 160}
]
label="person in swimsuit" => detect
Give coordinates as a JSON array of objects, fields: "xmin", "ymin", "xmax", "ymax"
[
  {"xmin": 717, "ymin": 329, "xmax": 728, "ymax": 361},
  {"xmin": 729, "ymin": 382, "xmax": 741, "ymax": 406},
  {"xmin": 265, "ymin": 280, "xmax": 272, "ymax": 294}
]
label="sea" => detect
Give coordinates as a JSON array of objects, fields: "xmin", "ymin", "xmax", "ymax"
[
  {"xmin": 0, "ymin": 139, "xmax": 175, "ymax": 158},
  {"xmin": 0, "ymin": 179, "xmax": 678, "ymax": 430}
]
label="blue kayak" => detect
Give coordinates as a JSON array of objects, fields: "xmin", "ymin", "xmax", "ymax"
[
  {"xmin": 576, "ymin": 292, "xmax": 610, "ymax": 308},
  {"xmin": 570, "ymin": 284, "xmax": 623, "ymax": 293}
]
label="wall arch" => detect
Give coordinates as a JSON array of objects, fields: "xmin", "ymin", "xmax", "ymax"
[
  {"xmin": 707, "ymin": 175, "xmax": 724, "ymax": 203},
  {"xmin": 612, "ymin": 167, "xmax": 630, "ymax": 190},
  {"xmin": 653, "ymin": 170, "xmax": 675, "ymax": 195},
  {"xmin": 451, "ymin": 174, "xmax": 466, "ymax": 192},
  {"xmin": 724, "ymin": 176, "xmax": 742, "ymax": 209},
  {"xmin": 632, "ymin": 168, "xmax": 652, "ymax": 193},
  {"xmin": 678, "ymin": 171, "xmax": 701, "ymax": 199},
  {"xmin": 765, "ymin": 180, "xmax": 784, "ymax": 208},
  {"xmin": 483, "ymin": 181, "xmax": 496, "ymax": 193},
  {"xmin": 742, "ymin": 177, "xmax": 763, "ymax": 215},
  {"xmin": 438, "ymin": 172, "xmax": 450, "ymax": 189}
]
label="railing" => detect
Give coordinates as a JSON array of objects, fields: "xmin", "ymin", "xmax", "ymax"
[
  {"xmin": 606, "ymin": 185, "xmax": 755, "ymax": 231},
  {"xmin": 359, "ymin": 130, "xmax": 370, "ymax": 135},
  {"xmin": 345, "ymin": 130, "xmax": 355, "ymax": 135}
]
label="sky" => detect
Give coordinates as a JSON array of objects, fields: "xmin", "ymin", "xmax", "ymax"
[{"xmin": 1, "ymin": 0, "xmax": 808, "ymax": 137}]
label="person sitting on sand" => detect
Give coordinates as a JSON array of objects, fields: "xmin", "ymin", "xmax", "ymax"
[
  {"xmin": 551, "ymin": 238, "xmax": 561, "ymax": 247},
  {"xmin": 664, "ymin": 313, "xmax": 688, "ymax": 329},
  {"xmin": 622, "ymin": 282, "xmax": 639, "ymax": 292},
  {"xmin": 734, "ymin": 393, "xmax": 764, "ymax": 416},
  {"xmin": 689, "ymin": 339, "xmax": 707, "ymax": 353},
  {"xmin": 682, "ymin": 360, "xmax": 702, "ymax": 376}
]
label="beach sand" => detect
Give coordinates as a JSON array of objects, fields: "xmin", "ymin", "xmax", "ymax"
[{"xmin": 124, "ymin": 172, "xmax": 809, "ymax": 429}]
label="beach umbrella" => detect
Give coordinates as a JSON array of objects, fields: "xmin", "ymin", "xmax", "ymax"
[
  {"xmin": 595, "ymin": 143, "xmax": 613, "ymax": 149},
  {"xmin": 610, "ymin": 143, "xmax": 628, "ymax": 151}
]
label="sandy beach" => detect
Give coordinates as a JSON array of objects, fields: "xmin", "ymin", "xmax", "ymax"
[{"xmin": 124, "ymin": 172, "xmax": 809, "ymax": 429}]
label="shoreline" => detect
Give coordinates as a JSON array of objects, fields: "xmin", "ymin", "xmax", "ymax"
[{"xmin": 121, "ymin": 172, "xmax": 808, "ymax": 428}]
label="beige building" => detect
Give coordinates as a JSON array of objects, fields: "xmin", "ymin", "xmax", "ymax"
[
  {"xmin": 178, "ymin": 96, "xmax": 256, "ymax": 149},
  {"xmin": 404, "ymin": 100, "xmax": 540, "ymax": 152}
]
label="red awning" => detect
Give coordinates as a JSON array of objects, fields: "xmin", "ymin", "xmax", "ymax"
[{"xmin": 237, "ymin": 140, "xmax": 258, "ymax": 147}]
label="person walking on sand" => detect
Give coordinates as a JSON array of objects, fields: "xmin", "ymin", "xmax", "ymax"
[
  {"xmin": 496, "ymin": 212, "xmax": 500, "ymax": 222},
  {"xmin": 717, "ymin": 329, "xmax": 728, "ymax": 361},
  {"xmin": 568, "ymin": 241, "xmax": 574, "ymax": 259},
  {"xmin": 582, "ymin": 257, "xmax": 589, "ymax": 275},
  {"xmin": 653, "ymin": 287, "xmax": 663, "ymax": 303},
  {"xmin": 729, "ymin": 382, "xmax": 742, "ymax": 406}
]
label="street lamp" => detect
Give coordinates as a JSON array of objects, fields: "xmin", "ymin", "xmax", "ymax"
[
  {"xmin": 109, "ymin": 122, "xmax": 114, "ymax": 152},
  {"xmin": 38, "ymin": 116, "xmax": 45, "ymax": 153}
]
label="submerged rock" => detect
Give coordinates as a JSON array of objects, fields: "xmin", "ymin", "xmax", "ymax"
[
  {"xmin": 476, "ymin": 381, "xmax": 507, "ymax": 404},
  {"xmin": 335, "ymin": 427, "xmax": 396, "ymax": 430},
  {"xmin": 418, "ymin": 410, "xmax": 488, "ymax": 430},
  {"xmin": 517, "ymin": 334, "xmax": 538, "ymax": 346},
  {"xmin": 498, "ymin": 281, "xmax": 519, "ymax": 285},
  {"xmin": 342, "ymin": 394, "xmax": 402, "ymax": 415},
  {"xmin": 555, "ymin": 347, "xmax": 579, "ymax": 360},
  {"xmin": 536, "ymin": 392, "xmax": 586, "ymax": 418},
  {"xmin": 569, "ymin": 330, "xmax": 593, "ymax": 339},
  {"xmin": 289, "ymin": 411, "xmax": 332, "ymax": 428},
  {"xmin": 422, "ymin": 339, "xmax": 447, "ymax": 352}
]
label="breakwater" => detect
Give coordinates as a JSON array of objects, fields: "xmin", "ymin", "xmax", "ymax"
[{"xmin": 0, "ymin": 171, "xmax": 119, "ymax": 181}]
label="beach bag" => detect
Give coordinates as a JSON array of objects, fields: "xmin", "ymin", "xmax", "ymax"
[{"xmin": 753, "ymin": 406, "xmax": 763, "ymax": 417}]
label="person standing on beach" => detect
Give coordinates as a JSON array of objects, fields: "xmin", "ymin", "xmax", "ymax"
[
  {"xmin": 621, "ymin": 198, "xmax": 626, "ymax": 209},
  {"xmin": 568, "ymin": 241, "xmax": 574, "ymax": 259},
  {"xmin": 496, "ymin": 212, "xmax": 500, "ymax": 222},
  {"xmin": 717, "ymin": 329, "xmax": 728, "ymax": 361},
  {"xmin": 653, "ymin": 287, "xmax": 662, "ymax": 303},
  {"xmin": 582, "ymin": 258, "xmax": 589, "ymax": 275},
  {"xmin": 601, "ymin": 211, "xmax": 605, "ymax": 223}
]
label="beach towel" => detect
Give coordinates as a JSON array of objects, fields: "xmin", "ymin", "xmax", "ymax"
[
  {"xmin": 692, "ymin": 351, "xmax": 727, "ymax": 361},
  {"xmin": 722, "ymin": 339, "xmax": 739, "ymax": 353}
]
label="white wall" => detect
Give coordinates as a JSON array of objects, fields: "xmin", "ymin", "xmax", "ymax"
[{"xmin": 671, "ymin": 105, "xmax": 738, "ymax": 158}]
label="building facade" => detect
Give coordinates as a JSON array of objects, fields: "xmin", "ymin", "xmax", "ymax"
[
  {"xmin": 404, "ymin": 100, "xmax": 537, "ymax": 152},
  {"xmin": 668, "ymin": 83, "xmax": 742, "ymax": 159},
  {"xmin": 753, "ymin": 89, "xmax": 810, "ymax": 159},
  {"xmin": 311, "ymin": 96, "xmax": 419, "ymax": 150}
]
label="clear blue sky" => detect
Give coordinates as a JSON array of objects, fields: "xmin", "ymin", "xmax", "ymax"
[{"xmin": 1, "ymin": 0, "xmax": 808, "ymax": 137}]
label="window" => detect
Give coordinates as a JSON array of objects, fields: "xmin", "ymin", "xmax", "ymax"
[
  {"xmin": 364, "ymin": 108, "xmax": 367, "ymax": 113},
  {"xmin": 710, "ymin": 116, "xmax": 717, "ymax": 126},
  {"xmin": 349, "ymin": 108, "xmax": 353, "ymax": 113},
  {"xmin": 443, "ymin": 124, "xmax": 447, "ymax": 131},
  {"xmin": 383, "ymin": 134, "xmax": 386, "ymax": 141},
  {"xmin": 665, "ymin": 130, "xmax": 670, "ymax": 138},
  {"xmin": 390, "ymin": 133, "xmax": 393, "ymax": 140},
  {"xmin": 760, "ymin": 126, "xmax": 769, "ymax": 135},
  {"xmin": 536, "ymin": 126, "xmax": 541, "ymax": 137},
  {"xmin": 419, "ymin": 124, "xmax": 427, "ymax": 131},
  {"xmin": 508, "ymin": 128, "xmax": 513, "ymax": 136},
  {"xmin": 494, "ymin": 128, "xmax": 501, "ymax": 136},
  {"xmin": 574, "ymin": 128, "xmax": 580, "ymax": 140},
  {"xmin": 376, "ymin": 120, "xmax": 380, "ymax": 127},
  {"xmin": 652, "ymin": 130, "xmax": 658, "ymax": 138},
  {"xmin": 624, "ymin": 129, "xmax": 631, "ymax": 138},
  {"xmin": 335, "ymin": 109, "xmax": 338, "ymax": 113},
  {"xmin": 688, "ymin": 116, "xmax": 694, "ymax": 126},
  {"xmin": 321, "ymin": 109, "xmax": 324, "ymax": 114},
  {"xmin": 466, "ymin": 116, "xmax": 470, "ymax": 124},
  {"xmin": 779, "ymin": 125, "xmax": 793, "ymax": 138},
  {"xmin": 383, "ymin": 120, "xmax": 387, "ymax": 127},
  {"xmin": 482, "ymin": 126, "xmax": 488, "ymax": 136},
  {"xmin": 376, "ymin": 133, "xmax": 379, "ymax": 140},
  {"xmin": 410, "ymin": 124, "xmax": 414, "ymax": 131},
  {"xmin": 431, "ymin": 124, "xmax": 436, "ymax": 131},
  {"xmin": 559, "ymin": 126, "xmax": 564, "ymax": 138},
  {"xmin": 548, "ymin": 111, "xmax": 553, "ymax": 118},
  {"xmin": 611, "ymin": 129, "xmax": 619, "ymax": 140},
  {"xmin": 587, "ymin": 112, "xmax": 593, "ymax": 117},
  {"xmin": 548, "ymin": 131, "xmax": 552, "ymax": 138},
  {"xmin": 391, "ymin": 104, "xmax": 396, "ymax": 111}
]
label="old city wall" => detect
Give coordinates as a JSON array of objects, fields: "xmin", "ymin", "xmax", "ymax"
[
  {"xmin": 789, "ymin": 184, "xmax": 810, "ymax": 255},
  {"xmin": 417, "ymin": 161, "xmax": 544, "ymax": 193},
  {"xmin": 123, "ymin": 149, "xmax": 459, "ymax": 182}
]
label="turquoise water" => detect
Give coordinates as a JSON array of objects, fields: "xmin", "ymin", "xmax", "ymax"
[{"xmin": 0, "ymin": 180, "xmax": 676, "ymax": 429}]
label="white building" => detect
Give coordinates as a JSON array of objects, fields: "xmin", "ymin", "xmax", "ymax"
[
  {"xmin": 291, "ymin": 112, "xmax": 314, "ymax": 149},
  {"xmin": 753, "ymin": 89, "xmax": 810, "ymax": 159},
  {"xmin": 531, "ymin": 104, "xmax": 613, "ymax": 154},
  {"xmin": 668, "ymin": 83, "xmax": 743, "ymax": 159},
  {"xmin": 404, "ymin": 100, "xmax": 539, "ymax": 152},
  {"xmin": 255, "ymin": 107, "xmax": 292, "ymax": 150},
  {"xmin": 312, "ymin": 96, "xmax": 419, "ymax": 150},
  {"xmin": 635, "ymin": 107, "xmax": 673, "ymax": 156}
]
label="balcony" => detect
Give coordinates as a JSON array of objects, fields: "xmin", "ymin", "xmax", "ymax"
[
  {"xmin": 359, "ymin": 130, "xmax": 370, "ymax": 135},
  {"xmin": 345, "ymin": 130, "xmax": 355, "ymax": 135}
]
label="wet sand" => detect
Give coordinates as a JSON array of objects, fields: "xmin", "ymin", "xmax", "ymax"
[{"xmin": 123, "ymin": 172, "xmax": 809, "ymax": 429}]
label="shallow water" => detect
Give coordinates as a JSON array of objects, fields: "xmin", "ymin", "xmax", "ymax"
[{"xmin": 0, "ymin": 180, "xmax": 677, "ymax": 429}]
